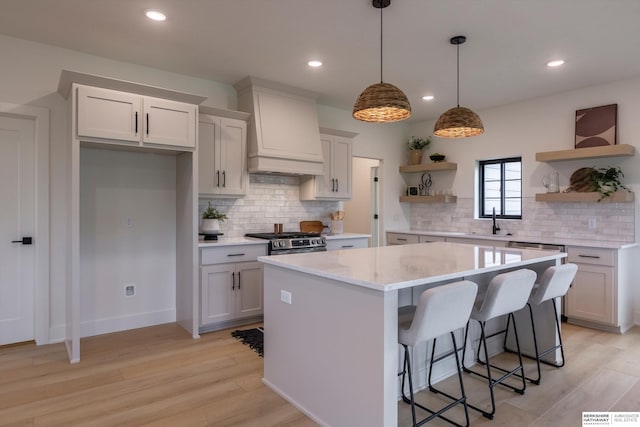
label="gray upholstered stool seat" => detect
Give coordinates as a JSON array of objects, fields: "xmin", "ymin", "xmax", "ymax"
[
  {"xmin": 398, "ymin": 280, "xmax": 478, "ymax": 427},
  {"xmin": 505, "ymin": 263, "xmax": 578, "ymax": 384},
  {"xmin": 461, "ymin": 269, "xmax": 537, "ymax": 420}
]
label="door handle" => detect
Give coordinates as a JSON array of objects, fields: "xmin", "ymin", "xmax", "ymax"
[
  {"xmin": 135, "ymin": 112, "xmax": 138, "ymax": 134},
  {"xmin": 237, "ymin": 271, "xmax": 241, "ymax": 289},
  {"xmin": 11, "ymin": 237, "xmax": 32, "ymax": 245},
  {"xmin": 146, "ymin": 113, "xmax": 149, "ymax": 135},
  {"xmin": 216, "ymin": 170, "xmax": 220, "ymax": 187},
  {"xmin": 335, "ymin": 178, "xmax": 339, "ymax": 192},
  {"xmin": 232, "ymin": 272, "xmax": 235, "ymax": 290}
]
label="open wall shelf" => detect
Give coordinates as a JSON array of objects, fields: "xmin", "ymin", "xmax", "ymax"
[
  {"xmin": 535, "ymin": 191, "xmax": 634, "ymax": 203},
  {"xmin": 399, "ymin": 195, "xmax": 457, "ymax": 204},
  {"xmin": 535, "ymin": 144, "xmax": 634, "ymax": 162},
  {"xmin": 399, "ymin": 162, "xmax": 457, "ymax": 173}
]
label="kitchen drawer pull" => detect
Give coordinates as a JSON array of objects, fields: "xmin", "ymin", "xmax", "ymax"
[
  {"xmin": 227, "ymin": 253, "xmax": 246, "ymax": 257},
  {"xmin": 578, "ymin": 254, "xmax": 601, "ymax": 259},
  {"xmin": 336, "ymin": 178, "xmax": 339, "ymax": 192},
  {"xmin": 216, "ymin": 170, "xmax": 220, "ymax": 187},
  {"xmin": 231, "ymin": 272, "xmax": 235, "ymax": 290},
  {"xmin": 331, "ymin": 178, "xmax": 335, "ymax": 192},
  {"xmin": 342, "ymin": 245, "xmax": 354, "ymax": 248},
  {"xmin": 397, "ymin": 238, "xmax": 408, "ymax": 241},
  {"xmin": 238, "ymin": 271, "xmax": 241, "ymax": 289},
  {"xmin": 222, "ymin": 170, "xmax": 226, "ymax": 187}
]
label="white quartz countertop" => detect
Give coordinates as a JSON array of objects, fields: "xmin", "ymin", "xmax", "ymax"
[
  {"xmin": 386, "ymin": 229, "xmax": 638, "ymax": 250},
  {"xmin": 259, "ymin": 241, "xmax": 566, "ymax": 292}
]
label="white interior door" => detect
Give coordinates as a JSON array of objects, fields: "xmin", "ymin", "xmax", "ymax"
[{"xmin": 0, "ymin": 115, "xmax": 35, "ymax": 345}]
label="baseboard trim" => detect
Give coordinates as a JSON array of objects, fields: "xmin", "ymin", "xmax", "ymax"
[{"xmin": 80, "ymin": 309, "xmax": 176, "ymax": 338}]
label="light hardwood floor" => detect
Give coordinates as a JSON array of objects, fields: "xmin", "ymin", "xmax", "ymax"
[{"xmin": 0, "ymin": 322, "xmax": 638, "ymax": 426}]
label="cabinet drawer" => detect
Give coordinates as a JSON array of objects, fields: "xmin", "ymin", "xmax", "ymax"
[
  {"xmin": 567, "ymin": 247, "xmax": 614, "ymax": 266},
  {"xmin": 326, "ymin": 237, "xmax": 369, "ymax": 251},
  {"xmin": 201, "ymin": 244, "xmax": 267, "ymax": 265},
  {"xmin": 387, "ymin": 233, "xmax": 419, "ymax": 245}
]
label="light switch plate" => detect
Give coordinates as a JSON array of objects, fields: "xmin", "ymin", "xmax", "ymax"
[{"xmin": 280, "ymin": 290, "xmax": 292, "ymax": 304}]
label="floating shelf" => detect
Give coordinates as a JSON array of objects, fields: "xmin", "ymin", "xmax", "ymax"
[
  {"xmin": 399, "ymin": 195, "xmax": 457, "ymax": 203},
  {"xmin": 535, "ymin": 144, "xmax": 634, "ymax": 162},
  {"xmin": 399, "ymin": 162, "xmax": 457, "ymax": 173},
  {"xmin": 535, "ymin": 191, "xmax": 634, "ymax": 203}
]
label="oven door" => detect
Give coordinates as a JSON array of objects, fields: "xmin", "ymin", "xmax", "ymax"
[{"xmin": 269, "ymin": 247, "xmax": 327, "ymax": 256}]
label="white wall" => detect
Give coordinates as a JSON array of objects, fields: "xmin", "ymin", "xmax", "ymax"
[{"xmin": 79, "ymin": 148, "xmax": 177, "ymax": 337}]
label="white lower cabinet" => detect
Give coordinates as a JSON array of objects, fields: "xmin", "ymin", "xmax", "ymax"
[{"xmin": 199, "ymin": 244, "xmax": 267, "ymax": 332}]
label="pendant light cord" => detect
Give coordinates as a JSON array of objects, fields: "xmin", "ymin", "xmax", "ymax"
[
  {"xmin": 379, "ymin": 5, "xmax": 383, "ymax": 83},
  {"xmin": 456, "ymin": 43, "xmax": 460, "ymax": 108}
]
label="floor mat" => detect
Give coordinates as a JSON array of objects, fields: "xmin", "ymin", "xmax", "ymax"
[{"xmin": 231, "ymin": 327, "xmax": 263, "ymax": 357}]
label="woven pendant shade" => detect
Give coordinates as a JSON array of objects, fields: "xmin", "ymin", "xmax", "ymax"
[
  {"xmin": 353, "ymin": 82, "xmax": 411, "ymax": 122},
  {"xmin": 433, "ymin": 106, "xmax": 484, "ymax": 138}
]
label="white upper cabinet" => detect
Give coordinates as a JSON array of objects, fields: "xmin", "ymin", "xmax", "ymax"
[
  {"xmin": 300, "ymin": 129, "xmax": 357, "ymax": 201},
  {"xmin": 198, "ymin": 111, "xmax": 248, "ymax": 197},
  {"xmin": 76, "ymin": 85, "xmax": 197, "ymax": 150}
]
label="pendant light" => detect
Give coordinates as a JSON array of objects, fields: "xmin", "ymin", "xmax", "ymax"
[
  {"xmin": 353, "ymin": 0, "xmax": 411, "ymax": 123},
  {"xmin": 433, "ymin": 36, "xmax": 484, "ymax": 138}
]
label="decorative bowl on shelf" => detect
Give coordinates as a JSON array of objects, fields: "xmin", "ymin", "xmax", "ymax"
[{"xmin": 430, "ymin": 154, "xmax": 446, "ymax": 162}]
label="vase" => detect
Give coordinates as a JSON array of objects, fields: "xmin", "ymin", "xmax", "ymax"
[
  {"xmin": 409, "ymin": 150, "xmax": 422, "ymax": 165},
  {"xmin": 201, "ymin": 218, "xmax": 220, "ymax": 234}
]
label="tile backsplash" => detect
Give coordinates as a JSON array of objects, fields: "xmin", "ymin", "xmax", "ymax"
[
  {"xmin": 199, "ymin": 174, "xmax": 340, "ymax": 238},
  {"xmin": 410, "ymin": 197, "xmax": 634, "ymax": 243}
]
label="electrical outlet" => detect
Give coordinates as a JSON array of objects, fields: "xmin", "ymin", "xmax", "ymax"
[
  {"xmin": 280, "ymin": 290, "xmax": 292, "ymax": 304},
  {"xmin": 588, "ymin": 218, "xmax": 597, "ymax": 230},
  {"xmin": 125, "ymin": 284, "xmax": 135, "ymax": 297}
]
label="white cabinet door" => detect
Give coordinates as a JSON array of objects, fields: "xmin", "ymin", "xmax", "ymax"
[
  {"xmin": 198, "ymin": 115, "xmax": 247, "ymax": 197},
  {"xmin": 235, "ymin": 262, "xmax": 264, "ymax": 319},
  {"xmin": 77, "ymin": 86, "xmax": 140, "ymax": 143},
  {"xmin": 331, "ymin": 136, "xmax": 352, "ymax": 199},
  {"xmin": 567, "ymin": 263, "xmax": 614, "ymax": 325},
  {"xmin": 201, "ymin": 264, "xmax": 235, "ymax": 325},
  {"xmin": 143, "ymin": 97, "xmax": 197, "ymax": 149},
  {"xmin": 315, "ymin": 136, "xmax": 334, "ymax": 197}
]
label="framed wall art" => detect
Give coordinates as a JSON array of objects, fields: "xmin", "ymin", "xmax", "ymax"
[{"xmin": 575, "ymin": 103, "xmax": 617, "ymax": 148}]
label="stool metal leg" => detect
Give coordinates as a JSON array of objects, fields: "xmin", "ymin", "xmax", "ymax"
[
  {"xmin": 400, "ymin": 334, "xmax": 470, "ymax": 427},
  {"xmin": 504, "ymin": 299, "xmax": 566, "ymax": 385},
  {"xmin": 462, "ymin": 316, "xmax": 527, "ymax": 420}
]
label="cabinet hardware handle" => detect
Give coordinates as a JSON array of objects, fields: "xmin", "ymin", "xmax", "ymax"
[
  {"xmin": 222, "ymin": 170, "xmax": 226, "ymax": 187},
  {"xmin": 342, "ymin": 245, "xmax": 354, "ymax": 248},
  {"xmin": 227, "ymin": 253, "xmax": 245, "ymax": 257},
  {"xmin": 11, "ymin": 237, "xmax": 33, "ymax": 245},
  {"xmin": 397, "ymin": 238, "xmax": 407, "ymax": 241},
  {"xmin": 336, "ymin": 178, "xmax": 339, "ymax": 192},
  {"xmin": 238, "ymin": 271, "xmax": 241, "ymax": 289},
  {"xmin": 135, "ymin": 112, "xmax": 138, "ymax": 134},
  {"xmin": 146, "ymin": 113, "xmax": 149, "ymax": 135},
  {"xmin": 232, "ymin": 272, "xmax": 235, "ymax": 290},
  {"xmin": 216, "ymin": 170, "xmax": 220, "ymax": 187},
  {"xmin": 578, "ymin": 254, "xmax": 601, "ymax": 259}
]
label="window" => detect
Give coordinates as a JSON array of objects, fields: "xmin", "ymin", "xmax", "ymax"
[{"xmin": 479, "ymin": 157, "xmax": 522, "ymax": 219}]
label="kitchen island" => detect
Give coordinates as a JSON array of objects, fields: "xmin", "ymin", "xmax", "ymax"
[{"xmin": 259, "ymin": 242, "xmax": 566, "ymax": 427}]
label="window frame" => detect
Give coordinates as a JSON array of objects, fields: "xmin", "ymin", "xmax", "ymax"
[{"xmin": 478, "ymin": 156, "xmax": 522, "ymax": 220}]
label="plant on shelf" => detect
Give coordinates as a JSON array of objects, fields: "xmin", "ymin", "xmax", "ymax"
[
  {"xmin": 201, "ymin": 201, "xmax": 227, "ymax": 233},
  {"xmin": 407, "ymin": 136, "xmax": 431, "ymax": 165},
  {"xmin": 589, "ymin": 166, "xmax": 632, "ymax": 201},
  {"xmin": 408, "ymin": 136, "xmax": 431, "ymax": 151}
]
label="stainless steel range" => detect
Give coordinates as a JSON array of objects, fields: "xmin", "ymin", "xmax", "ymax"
[{"xmin": 245, "ymin": 232, "xmax": 327, "ymax": 255}]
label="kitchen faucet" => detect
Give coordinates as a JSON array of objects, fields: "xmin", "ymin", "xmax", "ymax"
[{"xmin": 492, "ymin": 207, "xmax": 501, "ymax": 235}]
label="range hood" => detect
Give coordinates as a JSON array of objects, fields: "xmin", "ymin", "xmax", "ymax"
[{"xmin": 234, "ymin": 77, "xmax": 324, "ymax": 175}]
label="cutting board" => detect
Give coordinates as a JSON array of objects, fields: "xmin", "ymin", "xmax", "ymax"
[{"xmin": 300, "ymin": 220, "xmax": 324, "ymax": 233}]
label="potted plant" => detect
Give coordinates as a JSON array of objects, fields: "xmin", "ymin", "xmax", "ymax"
[
  {"xmin": 407, "ymin": 136, "xmax": 431, "ymax": 165},
  {"xmin": 589, "ymin": 166, "xmax": 631, "ymax": 201},
  {"xmin": 201, "ymin": 201, "xmax": 227, "ymax": 233}
]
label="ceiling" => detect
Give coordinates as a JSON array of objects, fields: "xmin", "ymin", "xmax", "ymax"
[{"xmin": 2, "ymin": 0, "xmax": 640, "ymax": 122}]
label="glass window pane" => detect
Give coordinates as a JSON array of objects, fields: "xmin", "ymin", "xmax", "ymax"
[
  {"xmin": 504, "ymin": 162, "xmax": 521, "ymax": 180},
  {"xmin": 479, "ymin": 158, "xmax": 522, "ymax": 219},
  {"xmin": 484, "ymin": 199, "xmax": 501, "ymax": 215},
  {"xmin": 483, "ymin": 164, "xmax": 501, "ymax": 180},
  {"xmin": 505, "ymin": 199, "xmax": 521, "ymax": 216}
]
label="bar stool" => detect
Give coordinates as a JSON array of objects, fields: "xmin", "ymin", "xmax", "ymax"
[
  {"xmin": 461, "ymin": 269, "xmax": 537, "ymax": 420},
  {"xmin": 398, "ymin": 280, "xmax": 478, "ymax": 427},
  {"xmin": 505, "ymin": 263, "xmax": 578, "ymax": 385}
]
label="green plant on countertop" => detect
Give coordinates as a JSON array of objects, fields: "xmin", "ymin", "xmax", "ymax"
[
  {"xmin": 408, "ymin": 136, "xmax": 431, "ymax": 151},
  {"xmin": 589, "ymin": 166, "xmax": 631, "ymax": 201},
  {"xmin": 202, "ymin": 201, "xmax": 228, "ymax": 221}
]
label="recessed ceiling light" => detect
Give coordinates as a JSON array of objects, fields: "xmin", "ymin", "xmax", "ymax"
[
  {"xmin": 307, "ymin": 60, "xmax": 323, "ymax": 68},
  {"xmin": 145, "ymin": 10, "xmax": 166, "ymax": 21},
  {"xmin": 422, "ymin": 95, "xmax": 435, "ymax": 101},
  {"xmin": 547, "ymin": 60, "xmax": 565, "ymax": 67}
]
